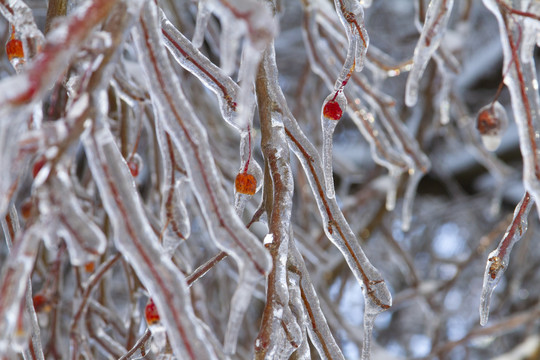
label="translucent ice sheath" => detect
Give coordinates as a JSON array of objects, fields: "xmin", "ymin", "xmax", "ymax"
[{"xmin": 133, "ymin": 1, "xmax": 271, "ymax": 354}]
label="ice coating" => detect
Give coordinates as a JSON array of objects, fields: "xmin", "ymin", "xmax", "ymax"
[
  {"xmin": 334, "ymin": 0, "xmax": 369, "ymax": 72},
  {"xmin": 0, "ymin": 225, "xmax": 40, "ymax": 352},
  {"xmin": 302, "ymin": 3, "xmax": 430, "ymax": 230},
  {"xmin": 192, "ymin": 0, "xmax": 212, "ymax": 48},
  {"xmin": 161, "ymin": 10, "xmax": 264, "ymax": 209},
  {"xmin": 255, "ymin": 68, "xmax": 302, "ymax": 359},
  {"xmin": 405, "ymin": 0, "xmax": 455, "ymax": 107},
  {"xmin": 476, "ymin": 101, "xmax": 509, "ymax": 152},
  {"xmin": 483, "ymin": 0, "xmax": 540, "ymax": 217},
  {"xmin": 479, "ymin": 192, "xmax": 533, "ymax": 326},
  {"xmin": 321, "ymin": 92, "xmax": 346, "ymax": 199},
  {"xmin": 0, "ymin": 0, "xmax": 44, "ymax": 62},
  {"xmin": 288, "ymin": 241, "xmax": 346, "ymax": 360},
  {"xmin": 260, "ymin": 45, "xmax": 391, "ymax": 357},
  {"xmin": 0, "ymin": 0, "xmax": 120, "ymax": 108},
  {"xmin": 82, "ymin": 124, "xmax": 218, "ymax": 360},
  {"xmin": 40, "ymin": 172, "xmax": 107, "ymax": 266},
  {"xmin": 133, "ymin": 1, "xmax": 271, "ymax": 353},
  {"xmin": 318, "ymin": 0, "xmax": 369, "ymax": 198},
  {"xmin": 155, "ymin": 118, "xmax": 190, "ymax": 256},
  {"xmin": 161, "ymin": 12, "xmax": 241, "ymax": 129}
]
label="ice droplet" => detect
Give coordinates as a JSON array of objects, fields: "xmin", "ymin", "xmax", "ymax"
[
  {"xmin": 321, "ymin": 92, "xmax": 346, "ymax": 198},
  {"xmin": 476, "ymin": 101, "xmax": 508, "ymax": 152}
]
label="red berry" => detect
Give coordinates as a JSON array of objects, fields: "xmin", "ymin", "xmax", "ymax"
[
  {"xmin": 128, "ymin": 160, "xmax": 139, "ymax": 177},
  {"xmin": 33, "ymin": 294, "xmax": 50, "ymax": 312},
  {"xmin": 145, "ymin": 298, "xmax": 160, "ymax": 325},
  {"xmin": 32, "ymin": 157, "xmax": 46, "ymax": 178},
  {"xmin": 235, "ymin": 172, "xmax": 257, "ymax": 195},
  {"xmin": 323, "ymin": 100, "xmax": 343, "ymax": 121},
  {"xmin": 476, "ymin": 109, "xmax": 499, "ymax": 135}
]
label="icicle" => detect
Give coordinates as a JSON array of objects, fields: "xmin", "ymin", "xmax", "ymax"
[
  {"xmin": 476, "ymin": 101, "xmax": 508, "ymax": 152},
  {"xmin": 134, "ymin": 2, "xmax": 271, "ymax": 354},
  {"xmin": 321, "ymin": 92, "xmax": 346, "ymax": 198},
  {"xmin": 405, "ymin": 0, "xmax": 454, "ymax": 107},
  {"xmin": 479, "ymin": 192, "xmax": 533, "ymax": 326},
  {"xmin": 334, "ymin": 0, "xmax": 369, "ymax": 72},
  {"xmin": 193, "ymin": 0, "xmax": 212, "ymax": 48},
  {"xmin": 194, "ymin": 0, "xmax": 275, "ymax": 76},
  {"xmin": 160, "ymin": 11, "xmax": 241, "ymax": 129},
  {"xmin": 401, "ymin": 169, "xmax": 423, "ymax": 232},
  {"xmin": 361, "ymin": 312, "xmax": 376, "ymax": 360}
]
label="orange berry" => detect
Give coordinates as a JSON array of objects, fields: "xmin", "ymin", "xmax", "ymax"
[
  {"xmin": 145, "ymin": 298, "xmax": 160, "ymax": 325},
  {"xmin": 476, "ymin": 109, "xmax": 499, "ymax": 135},
  {"xmin": 235, "ymin": 172, "xmax": 257, "ymax": 195},
  {"xmin": 84, "ymin": 262, "xmax": 95, "ymax": 273},
  {"xmin": 323, "ymin": 100, "xmax": 343, "ymax": 121},
  {"xmin": 6, "ymin": 38, "xmax": 24, "ymax": 61}
]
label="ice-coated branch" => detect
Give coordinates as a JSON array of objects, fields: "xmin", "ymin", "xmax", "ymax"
[
  {"xmin": 82, "ymin": 120, "xmax": 219, "ymax": 360},
  {"xmin": 259, "ymin": 41, "xmax": 391, "ymax": 360},
  {"xmin": 405, "ymin": 0, "xmax": 454, "ymax": 107},
  {"xmin": 479, "ymin": 192, "xmax": 533, "ymax": 326},
  {"xmin": 0, "ymin": 0, "xmax": 120, "ymax": 108},
  {"xmin": 132, "ymin": 1, "xmax": 271, "ymax": 353},
  {"xmin": 288, "ymin": 240, "xmax": 345, "ymax": 360},
  {"xmin": 0, "ymin": 223, "xmax": 40, "ymax": 352},
  {"xmin": 484, "ymin": 0, "xmax": 540, "ymax": 217},
  {"xmin": 254, "ymin": 47, "xmax": 302, "ymax": 359}
]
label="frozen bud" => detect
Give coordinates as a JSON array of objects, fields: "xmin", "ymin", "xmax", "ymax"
[
  {"xmin": 145, "ymin": 298, "xmax": 160, "ymax": 326},
  {"xmin": 235, "ymin": 172, "xmax": 257, "ymax": 195},
  {"xmin": 476, "ymin": 101, "xmax": 508, "ymax": 151},
  {"xmin": 127, "ymin": 153, "xmax": 143, "ymax": 177}
]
